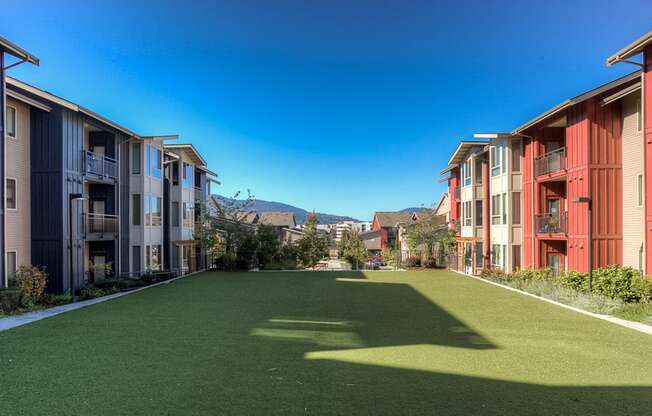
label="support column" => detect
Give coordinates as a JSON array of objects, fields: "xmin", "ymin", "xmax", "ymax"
[
  {"xmin": 482, "ymin": 157, "xmax": 491, "ymax": 269},
  {"xmin": 645, "ymin": 45, "xmax": 652, "ymax": 276},
  {"xmin": 0, "ymin": 52, "xmax": 6, "ymax": 288}
]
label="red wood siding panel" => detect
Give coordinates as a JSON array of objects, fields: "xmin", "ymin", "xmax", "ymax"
[
  {"xmin": 644, "ymin": 45, "xmax": 652, "ymax": 275},
  {"xmin": 522, "ymin": 136, "xmax": 534, "ymax": 267},
  {"xmin": 448, "ymin": 167, "xmax": 460, "ymax": 225}
]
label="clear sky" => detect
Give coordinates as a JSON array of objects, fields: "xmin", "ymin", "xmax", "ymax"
[{"xmin": 3, "ymin": 1, "xmax": 651, "ymax": 220}]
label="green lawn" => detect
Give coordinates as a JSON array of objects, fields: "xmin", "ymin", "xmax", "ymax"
[{"xmin": 1, "ymin": 270, "xmax": 652, "ymax": 415}]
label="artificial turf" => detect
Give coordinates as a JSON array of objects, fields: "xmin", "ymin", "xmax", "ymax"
[{"xmin": 1, "ymin": 270, "xmax": 652, "ymax": 415}]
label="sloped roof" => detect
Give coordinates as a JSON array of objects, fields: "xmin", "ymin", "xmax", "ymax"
[
  {"xmin": 359, "ymin": 229, "xmax": 381, "ymax": 250},
  {"xmin": 230, "ymin": 211, "xmax": 259, "ymax": 224},
  {"xmin": 606, "ymin": 31, "xmax": 652, "ymax": 66},
  {"xmin": 374, "ymin": 212, "xmax": 412, "ymax": 228},
  {"xmin": 258, "ymin": 212, "xmax": 296, "ymax": 227}
]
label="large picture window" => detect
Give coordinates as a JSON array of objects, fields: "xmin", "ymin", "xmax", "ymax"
[
  {"xmin": 150, "ymin": 197, "xmax": 162, "ymax": 226},
  {"xmin": 183, "ymin": 202, "xmax": 194, "ymax": 228},
  {"xmin": 151, "ymin": 146, "xmax": 162, "ymax": 179},
  {"xmin": 461, "ymin": 161, "xmax": 471, "ymax": 187},
  {"xmin": 491, "ymin": 194, "xmax": 501, "ymax": 225},
  {"xmin": 182, "ymin": 163, "xmax": 193, "ymax": 188}
]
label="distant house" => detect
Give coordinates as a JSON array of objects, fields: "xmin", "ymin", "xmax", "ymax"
[
  {"xmin": 258, "ymin": 212, "xmax": 297, "ymax": 243},
  {"xmin": 359, "ymin": 229, "xmax": 382, "ymax": 255},
  {"xmin": 434, "ymin": 193, "xmax": 450, "ymax": 223},
  {"xmin": 371, "ymin": 211, "xmax": 413, "ymax": 249},
  {"xmin": 397, "ymin": 212, "xmax": 447, "ymax": 253}
]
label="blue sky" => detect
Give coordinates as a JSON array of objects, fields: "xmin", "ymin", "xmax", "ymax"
[{"xmin": 3, "ymin": 1, "xmax": 651, "ymax": 220}]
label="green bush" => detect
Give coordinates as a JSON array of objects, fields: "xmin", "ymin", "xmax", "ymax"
[
  {"xmin": 559, "ymin": 270, "xmax": 588, "ymax": 291},
  {"xmin": 511, "ymin": 268, "xmax": 553, "ymax": 281},
  {"xmin": 41, "ymin": 292, "xmax": 72, "ymax": 307},
  {"xmin": 422, "ymin": 258, "xmax": 438, "ymax": 269},
  {"xmin": 94, "ymin": 278, "xmax": 146, "ymax": 291},
  {"xmin": 632, "ymin": 278, "xmax": 652, "ymax": 304},
  {"xmin": 592, "ymin": 266, "xmax": 644, "ymax": 303},
  {"xmin": 0, "ymin": 289, "xmax": 20, "ymax": 313}
]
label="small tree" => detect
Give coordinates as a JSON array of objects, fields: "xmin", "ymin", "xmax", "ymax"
[
  {"xmin": 15, "ymin": 265, "xmax": 47, "ymax": 307},
  {"xmin": 405, "ymin": 214, "xmax": 448, "ymax": 260},
  {"xmin": 211, "ymin": 190, "xmax": 258, "ymax": 270},
  {"xmin": 297, "ymin": 213, "xmax": 330, "ymax": 268},
  {"xmin": 338, "ymin": 231, "xmax": 367, "ymax": 270},
  {"xmin": 257, "ymin": 224, "xmax": 281, "ymax": 269}
]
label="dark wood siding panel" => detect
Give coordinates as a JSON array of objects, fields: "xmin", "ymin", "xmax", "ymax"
[{"xmin": 119, "ymin": 136, "xmax": 130, "ymax": 274}]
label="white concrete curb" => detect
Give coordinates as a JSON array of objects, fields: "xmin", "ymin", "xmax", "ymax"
[
  {"xmin": 450, "ymin": 269, "xmax": 652, "ymax": 337},
  {"xmin": 0, "ymin": 271, "xmax": 202, "ymax": 333}
]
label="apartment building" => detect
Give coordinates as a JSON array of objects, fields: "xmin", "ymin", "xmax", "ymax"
[
  {"xmin": 441, "ymin": 140, "xmax": 488, "ymax": 275},
  {"xmin": 163, "ymin": 144, "xmax": 214, "ymax": 274},
  {"xmin": 607, "ymin": 31, "xmax": 652, "ymax": 276},
  {"xmin": 0, "ymin": 36, "xmax": 39, "ymax": 288}
]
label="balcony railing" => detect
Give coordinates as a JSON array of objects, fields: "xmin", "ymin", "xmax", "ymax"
[
  {"xmin": 534, "ymin": 147, "xmax": 566, "ymax": 177},
  {"xmin": 535, "ymin": 211, "xmax": 567, "ymax": 234},
  {"xmin": 83, "ymin": 150, "xmax": 117, "ymax": 180},
  {"xmin": 83, "ymin": 213, "xmax": 119, "ymax": 236}
]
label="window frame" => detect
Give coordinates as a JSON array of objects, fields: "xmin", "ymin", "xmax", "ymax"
[
  {"xmin": 491, "ymin": 194, "xmax": 501, "ymax": 225},
  {"xmin": 6, "ymin": 105, "xmax": 17, "ymax": 139},
  {"xmin": 6, "ymin": 177, "xmax": 17, "ymax": 210},
  {"xmin": 638, "ymin": 174, "xmax": 644, "ymax": 207},
  {"xmin": 6, "ymin": 250, "xmax": 17, "ymax": 282},
  {"xmin": 131, "ymin": 142, "xmax": 141, "ymax": 175},
  {"xmin": 132, "ymin": 194, "xmax": 141, "ymax": 226}
]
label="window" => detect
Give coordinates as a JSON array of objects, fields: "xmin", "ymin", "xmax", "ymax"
[
  {"xmin": 182, "ymin": 162, "xmax": 193, "ymax": 188},
  {"xmin": 172, "ymin": 202, "xmax": 180, "ymax": 227},
  {"xmin": 475, "ymin": 200, "xmax": 483, "ymax": 226},
  {"xmin": 491, "ymin": 144, "xmax": 504, "ymax": 176},
  {"xmin": 637, "ymin": 97, "xmax": 642, "ymax": 133},
  {"xmin": 475, "ymin": 242, "xmax": 483, "ymax": 269},
  {"xmin": 150, "ymin": 196, "xmax": 162, "ymax": 226},
  {"xmin": 512, "ymin": 140, "xmax": 521, "ymax": 172},
  {"xmin": 491, "ymin": 244, "xmax": 501, "ymax": 269},
  {"xmin": 638, "ymin": 174, "xmax": 644, "ymax": 207},
  {"xmin": 491, "ymin": 194, "xmax": 501, "ymax": 225},
  {"xmin": 502, "ymin": 193, "xmax": 507, "ymax": 225},
  {"xmin": 474, "ymin": 158, "xmax": 483, "ymax": 185},
  {"xmin": 132, "ymin": 246, "xmax": 141, "ymax": 274},
  {"xmin": 6, "ymin": 178, "xmax": 16, "ymax": 209},
  {"xmin": 6, "ymin": 106, "xmax": 16, "ymax": 138},
  {"xmin": 182, "ymin": 245, "xmax": 191, "ymax": 272},
  {"xmin": 151, "ymin": 146, "xmax": 162, "ymax": 179},
  {"xmin": 131, "ymin": 143, "xmax": 141, "ymax": 174},
  {"xmin": 132, "ymin": 194, "xmax": 141, "ymax": 226},
  {"xmin": 145, "ymin": 144, "xmax": 150, "ymax": 176},
  {"xmin": 171, "ymin": 161, "xmax": 179, "ymax": 186},
  {"xmin": 512, "ymin": 192, "xmax": 521, "ymax": 225},
  {"xmin": 6, "ymin": 251, "xmax": 17, "ymax": 281},
  {"xmin": 512, "ymin": 245, "xmax": 521, "ymax": 271},
  {"xmin": 144, "ymin": 196, "xmax": 150, "ymax": 226},
  {"xmin": 183, "ymin": 202, "xmax": 194, "ymax": 228},
  {"xmin": 150, "ymin": 245, "xmax": 161, "ymax": 270},
  {"xmin": 639, "ymin": 243, "xmax": 644, "ymax": 272}
]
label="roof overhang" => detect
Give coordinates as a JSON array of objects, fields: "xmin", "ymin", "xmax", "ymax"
[
  {"xmin": 196, "ymin": 165, "xmax": 219, "ymax": 177},
  {"xmin": 7, "ymin": 77, "xmax": 139, "ymax": 138},
  {"xmin": 473, "ymin": 132, "xmax": 513, "ymax": 140},
  {"xmin": 163, "ymin": 144, "xmax": 207, "ymax": 166},
  {"xmin": 6, "ymin": 89, "xmax": 51, "ymax": 112},
  {"xmin": 0, "ymin": 36, "xmax": 39, "ymax": 66},
  {"xmin": 142, "ymin": 135, "xmax": 179, "ymax": 142},
  {"xmin": 606, "ymin": 31, "xmax": 652, "ymax": 66},
  {"xmin": 512, "ymin": 71, "xmax": 641, "ymax": 134},
  {"xmin": 446, "ymin": 140, "xmax": 488, "ymax": 165},
  {"xmin": 601, "ymin": 81, "xmax": 641, "ymax": 106},
  {"xmin": 439, "ymin": 164, "xmax": 458, "ymax": 176}
]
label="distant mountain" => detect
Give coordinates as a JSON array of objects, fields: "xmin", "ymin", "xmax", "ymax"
[{"xmin": 213, "ymin": 195, "xmax": 359, "ymax": 224}]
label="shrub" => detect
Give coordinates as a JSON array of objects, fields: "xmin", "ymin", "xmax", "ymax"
[
  {"xmin": 559, "ymin": 270, "xmax": 588, "ymax": 291},
  {"xmin": 0, "ymin": 289, "xmax": 20, "ymax": 313},
  {"xmin": 511, "ymin": 268, "xmax": 553, "ymax": 281},
  {"xmin": 41, "ymin": 292, "xmax": 72, "ymax": 307},
  {"xmin": 15, "ymin": 265, "xmax": 47, "ymax": 307},
  {"xmin": 94, "ymin": 278, "xmax": 146, "ymax": 291},
  {"xmin": 592, "ymin": 266, "xmax": 643, "ymax": 303},
  {"xmin": 480, "ymin": 268, "xmax": 507, "ymax": 280},
  {"xmin": 632, "ymin": 278, "xmax": 652, "ymax": 304},
  {"xmin": 404, "ymin": 256, "xmax": 421, "ymax": 268}
]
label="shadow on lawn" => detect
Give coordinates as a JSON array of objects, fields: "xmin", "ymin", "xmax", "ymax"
[{"xmin": 243, "ymin": 273, "xmax": 652, "ymax": 415}]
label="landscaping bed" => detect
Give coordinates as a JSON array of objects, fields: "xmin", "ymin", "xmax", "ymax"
[{"xmin": 480, "ymin": 266, "xmax": 652, "ymax": 324}]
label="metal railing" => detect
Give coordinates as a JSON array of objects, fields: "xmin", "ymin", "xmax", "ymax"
[
  {"xmin": 534, "ymin": 147, "xmax": 566, "ymax": 177},
  {"xmin": 535, "ymin": 211, "xmax": 567, "ymax": 234},
  {"xmin": 83, "ymin": 150, "xmax": 117, "ymax": 180},
  {"xmin": 83, "ymin": 213, "xmax": 119, "ymax": 235}
]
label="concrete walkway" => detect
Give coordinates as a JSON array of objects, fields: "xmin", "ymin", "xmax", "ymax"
[{"xmin": 0, "ymin": 272, "xmax": 196, "ymax": 333}]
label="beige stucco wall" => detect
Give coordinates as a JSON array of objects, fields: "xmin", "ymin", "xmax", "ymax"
[
  {"xmin": 621, "ymin": 93, "xmax": 644, "ymax": 271},
  {"xmin": 6, "ymin": 97, "xmax": 31, "ymax": 271}
]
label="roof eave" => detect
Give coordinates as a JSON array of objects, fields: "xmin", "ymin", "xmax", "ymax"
[
  {"xmin": 606, "ymin": 31, "xmax": 652, "ymax": 66},
  {"xmin": 0, "ymin": 36, "xmax": 39, "ymax": 66}
]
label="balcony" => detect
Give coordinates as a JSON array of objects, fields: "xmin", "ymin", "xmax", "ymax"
[
  {"xmin": 535, "ymin": 212, "xmax": 567, "ymax": 235},
  {"xmin": 82, "ymin": 213, "xmax": 119, "ymax": 239},
  {"xmin": 83, "ymin": 150, "xmax": 117, "ymax": 181},
  {"xmin": 534, "ymin": 147, "xmax": 566, "ymax": 177}
]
